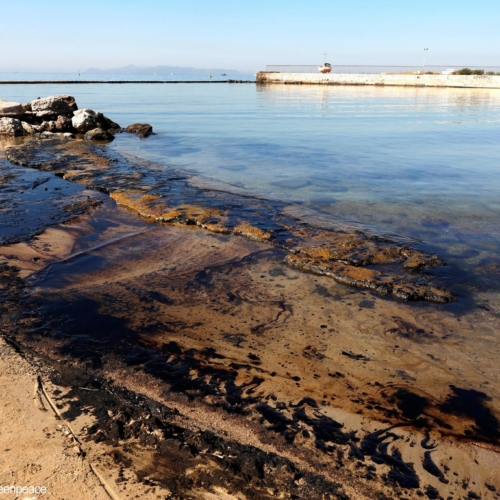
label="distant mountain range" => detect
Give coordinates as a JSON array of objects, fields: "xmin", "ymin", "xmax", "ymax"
[{"xmin": 84, "ymin": 64, "xmax": 244, "ymax": 76}]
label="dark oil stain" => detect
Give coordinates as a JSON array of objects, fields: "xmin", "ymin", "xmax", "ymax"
[
  {"xmin": 222, "ymin": 333, "xmax": 246, "ymax": 347},
  {"xmin": 341, "ymin": 351, "xmax": 370, "ymax": 361},
  {"xmin": 357, "ymin": 424, "xmax": 419, "ymax": 489},
  {"xmin": 393, "ymin": 388, "xmax": 429, "ymax": 420},
  {"xmin": 438, "ymin": 385, "xmax": 500, "ymax": 441},
  {"xmin": 141, "ymin": 290, "xmax": 173, "ymax": 305},
  {"xmin": 423, "ymin": 451, "xmax": 448, "ymax": 483},
  {"xmin": 420, "ymin": 433, "xmax": 438, "ymax": 450},
  {"xmin": 424, "ymin": 485, "xmax": 440, "ymax": 499},
  {"xmin": 358, "ymin": 299, "xmax": 375, "ymax": 309}
]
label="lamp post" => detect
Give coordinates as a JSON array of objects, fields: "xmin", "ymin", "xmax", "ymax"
[{"xmin": 423, "ymin": 48, "xmax": 429, "ymax": 72}]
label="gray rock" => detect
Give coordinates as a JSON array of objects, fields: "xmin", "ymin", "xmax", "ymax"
[
  {"xmin": 0, "ymin": 117, "xmax": 25, "ymax": 136},
  {"xmin": 96, "ymin": 113, "xmax": 121, "ymax": 132},
  {"xmin": 21, "ymin": 121, "xmax": 40, "ymax": 134},
  {"xmin": 19, "ymin": 112, "xmax": 40, "ymax": 125},
  {"xmin": 126, "ymin": 123, "xmax": 153, "ymax": 138},
  {"xmin": 44, "ymin": 115, "xmax": 74, "ymax": 133},
  {"xmin": 71, "ymin": 109, "xmax": 99, "ymax": 133},
  {"xmin": 84, "ymin": 127, "xmax": 114, "ymax": 141},
  {"xmin": 57, "ymin": 94, "xmax": 78, "ymax": 111},
  {"xmin": 31, "ymin": 96, "xmax": 73, "ymax": 118},
  {"xmin": 0, "ymin": 100, "xmax": 24, "ymax": 117}
]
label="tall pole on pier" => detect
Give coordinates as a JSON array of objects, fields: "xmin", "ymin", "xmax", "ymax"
[{"xmin": 423, "ymin": 48, "xmax": 429, "ymax": 72}]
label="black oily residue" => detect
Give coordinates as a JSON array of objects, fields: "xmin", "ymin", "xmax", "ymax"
[
  {"xmin": 423, "ymin": 451, "xmax": 448, "ymax": 483},
  {"xmin": 67, "ymin": 375, "xmax": 350, "ymax": 499},
  {"xmin": 314, "ymin": 284, "xmax": 342, "ymax": 301},
  {"xmin": 394, "ymin": 388, "xmax": 429, "ymax": 420},
  {"xmin": 438, "ymin": 385, "xmax": 500, "ymax": 441},
  {"xmin": 356, "ymin": 424, "xmax": 420, "ymax": 489},
  {"xmin": 341, "ymin": 351, "xmax": 370, "ymax": 361},
  {"xmin": 5, "ymin": 270, "xmax": 460, "ymax": 494},
  {"xmin": 141, "ymin": 290, "xmax": 174, "ymax": 305},
  {"xmin": 0, "ymin": 159, "xmax": 103, "ymax": 245},
  {"xmin": 358, "ymin": 299, "xmax": 375, "ymax": 309}
]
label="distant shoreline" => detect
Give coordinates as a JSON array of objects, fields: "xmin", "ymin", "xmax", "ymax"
[{"xmin": 0, "ymin": 80, "xmax": 256, "ymax": 85}]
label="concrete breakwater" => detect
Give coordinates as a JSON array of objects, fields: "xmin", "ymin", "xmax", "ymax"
[{"xmin": 257, "ymin": 72, "xmax": 500, "ymax": 88}]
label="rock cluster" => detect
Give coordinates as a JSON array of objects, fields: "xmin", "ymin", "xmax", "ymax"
[{"xmin": 0, "ymin": 95, "xmax": 152, "ymax": 142}]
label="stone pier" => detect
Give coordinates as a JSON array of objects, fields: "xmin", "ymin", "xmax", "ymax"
[{"xmin": 256, "ymin": 72, "xmax": 500, "ymax": 88}]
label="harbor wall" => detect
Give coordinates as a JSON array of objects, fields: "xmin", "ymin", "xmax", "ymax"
[{"xmin": 256, "ymin": 72, "xmax": 500, "ymax": 89}]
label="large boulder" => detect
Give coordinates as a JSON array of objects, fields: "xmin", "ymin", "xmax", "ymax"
[
  {"xmin": 72, "ymin": 109, "xmax": 120, "ymax": 134},
  {"xmin": 126, "ymin": 123, "xmax": 153, "ymax": 138},
  {"xmin": 84, "ymin": 127, "xmax": 114, "ymax": 141},
  {"xmin": 71, "ymin": 109, "xmax": 99, "ymax": 133},
  {"xmin": 0, "ymin": 100, "xmax": 24, "ymax": 117},
  {"xmin": 0, "ymin": 117, "xmax": 25, "ymax": 136},
  {"xmin": 58, "ymin": 94, "xmax": 78, "ymax": 111},
  {"xmin": 30, "ymin": 96, "xmax": 73, "ymax": 118}
]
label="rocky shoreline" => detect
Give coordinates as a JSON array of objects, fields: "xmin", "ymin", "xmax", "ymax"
[{"xmin": 0, "ymin": 94, "xmax": 152, "ymax": 141}]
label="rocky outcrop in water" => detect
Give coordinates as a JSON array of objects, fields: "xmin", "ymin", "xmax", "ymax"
[
  {"xmin": 125, "ymin": 123, "xmax": 153, "ymax": 138},
  {"xmin": 0, "ymin": 99, "xmax": 24, "ymax": 117},
  {"xmin": 0, "ymin": 95, "xmax": 121, "ymax": 140},
  {"xmin": 84, "ymin": 127, "xmax": 115, "ymax": 141},
  {"xmin": 31, "ymin": 95, "xmax": 74, "ymax": 118},
  {"xmin": 0, "ymin": 117, "xmax": 24, "ymax": 136}
]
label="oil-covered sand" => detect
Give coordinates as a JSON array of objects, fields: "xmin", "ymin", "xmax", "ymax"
[{"xmin": 1, "ymin": 138, "xmax": 499, "ymax": 499}]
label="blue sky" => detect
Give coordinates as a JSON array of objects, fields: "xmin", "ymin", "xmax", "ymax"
[{"xmin": 0, "ymin": 0, "xmax": 498, "ymax": 72}]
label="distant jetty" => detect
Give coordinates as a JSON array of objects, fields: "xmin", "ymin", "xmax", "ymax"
[{"xmin": 256, "ymin": 72, "xmax": 500, "ymax": 88}]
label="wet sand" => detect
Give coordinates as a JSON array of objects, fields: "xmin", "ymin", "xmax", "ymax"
[{"xmin": 0, "ymin": 138, "xmax": 499, "ymax": 499}]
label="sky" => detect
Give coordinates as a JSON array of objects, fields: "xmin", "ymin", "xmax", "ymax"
[{"xmin": 0, "ymin": 0, "xmax": 498, "ymax": 73}]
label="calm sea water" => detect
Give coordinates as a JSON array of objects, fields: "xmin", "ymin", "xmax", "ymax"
[{"xmin": 2, "ymin": 77, "xmax": 500, "ymax": 299}]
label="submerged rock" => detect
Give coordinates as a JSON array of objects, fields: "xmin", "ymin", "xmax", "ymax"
[
  {"xmin": 39, "ymin": 131, "xmax": 75, "ymax": 139},
  {"xmin": 126, "ymin": 123, "xmax": 153, "ymax": 138},
  {"xmin": 0, "ymin": 117, "xmax": 25, "ymax": 136},
  {"xmin": 84, "ymin": 127, "xmax": 114, "ymax": 141}
]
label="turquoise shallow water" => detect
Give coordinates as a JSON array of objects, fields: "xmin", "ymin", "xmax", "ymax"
[{"xmin": 2, "ymin": 81, "xmax": 500, "ymax": 298}]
